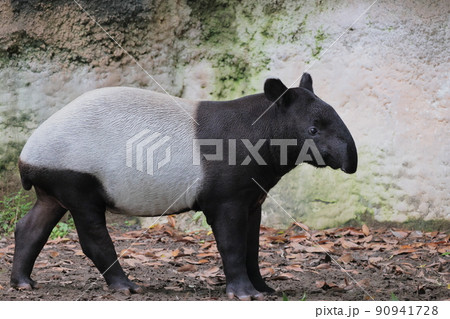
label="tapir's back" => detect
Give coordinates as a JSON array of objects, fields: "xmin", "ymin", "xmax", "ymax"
[{"xmin": 20, "ymin": 87, "xmax": 203, "ymax": 216}]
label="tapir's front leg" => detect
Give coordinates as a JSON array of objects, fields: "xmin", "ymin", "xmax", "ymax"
[
  {"xmin": 246, "ymin": 205, "xmax": 275, "ymax": 293},
  {"xmin": 206, "ymin": 201, "xmax": 264, "ymax": 300}
]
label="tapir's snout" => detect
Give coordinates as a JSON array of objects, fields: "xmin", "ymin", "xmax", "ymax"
[{"xmin": 341, "ymin": 139, "xmax": 358, "ymax": 174}]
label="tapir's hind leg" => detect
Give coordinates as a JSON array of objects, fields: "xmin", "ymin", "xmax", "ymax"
[
  {"xmin": 11, "ymin": 187, "xmax": 67, "ymax": 289},
  {"xmin": 69, "ymin": 204, "xmax": 142, "ymax": 294}
]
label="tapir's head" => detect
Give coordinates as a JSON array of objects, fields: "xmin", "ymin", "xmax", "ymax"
[{"xmin": 264, "ymin": 73, "xmax": 358, "ymax": 174}]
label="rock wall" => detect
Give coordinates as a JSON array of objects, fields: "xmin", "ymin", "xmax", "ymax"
[{"xmin": 0, "ymin": 0, "xmax": 448, "ymax": 229}]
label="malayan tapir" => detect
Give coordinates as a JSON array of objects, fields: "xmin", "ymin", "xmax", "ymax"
[{"xmin": 11, "ymin": 73, "xmax": 357, "ymax": 300}]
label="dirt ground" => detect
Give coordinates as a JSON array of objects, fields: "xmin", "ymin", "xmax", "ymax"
[{"xmin": 0, "ymin": 217, "xmax": 448, "ymax": 301}]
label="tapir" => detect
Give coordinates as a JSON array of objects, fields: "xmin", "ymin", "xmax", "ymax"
[{"xmin": 11, "ymin": 73, "xmax": 357, "ymax": 300}]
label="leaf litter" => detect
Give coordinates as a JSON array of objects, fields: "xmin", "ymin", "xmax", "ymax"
[{"xmin": 0, "ymin": 220, "xmax": 448, "ymax": 300}]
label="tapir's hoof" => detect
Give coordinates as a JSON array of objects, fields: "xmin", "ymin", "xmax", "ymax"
[
  {"xmin": 10, "ymin": 278, "xmax": 39, "ymax": 290},
  {"xmin": 109, "ymin": 281, "xmax": 143, "ymax": 295},
  {"xmin": 226, "ymin": 289, "xmax": 265, "ymax": 301},
  {"xmin": 118, "ymin": 285, "xmax": 144, "ymax": 296}
]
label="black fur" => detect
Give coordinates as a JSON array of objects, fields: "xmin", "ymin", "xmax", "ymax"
[{"xmin": 193, "ymin": 73, "xmax": 357, "ymax": 298}]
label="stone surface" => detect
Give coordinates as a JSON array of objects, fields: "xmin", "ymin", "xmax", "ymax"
[{"xmin": 0, "ymin": 0, "xmax": 448, "ymax": 229}]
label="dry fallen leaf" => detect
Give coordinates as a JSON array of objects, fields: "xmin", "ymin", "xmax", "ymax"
[
  {"xmin": 167, "ymin": 215, "xmax": 176, "ymax": 228},
  {"xmin": 123, "ymin": 258, "xmax": 139, "ymax": 268},
  {"xmin": 341, "ymin": 240, "xmax": 361, "ymax": 250},
  {"xmin": 338, "ymin": 253, "xmax": 353, "ymax": 264},
  {"xmin": 267, "ymin": 235, "xmax": 288, "ymax": 243},
  {"xmin": 391, "ymin": 248, "xmax": 416, "ymax": 255},
  {"xmin": 292, "ymin": 242, "xmax": 335, "ymax": 253},
  {"xmin": 202, "ymin": 277, "xmax": 222, "ymax": 286},
  {"xmin": 162, "ymin": 228, "xmax": 174, "ymax": 237},
  {"xmin": 143, "ymin": 250, "xmax": 156, "ymax": 257},
  {"xmin": 285, "ymin": 264, "xmax": 303, "ymax": 272},
  {"xmin": 409, "ymin": 230, "xmax": 423, "ymax": 239},
  {"xmin": 48, "ymin": 251, "xmax": 59, "ymax": 258},
  {"xmin": 142, "ymin": 261, "xmax": 164, "ymax": 268},
  {"xmin": 428, "ymin": 231, "xmax": 439, "ymax": 238},
  {"xmin": 363, "ymin": 235, "xmax": 373, "ymax": 243},
  {"xmin": 179, "ymin": 236, "xmax": 195, "ymax": 242},
  {"xmin": 197, "ymin": 252, "xmax": 217, "ymax": 258},
  {"xmin": 52, "ymin": 266, "xmax": 71, "ymax": 273},
  {"xmin": 287, "ymin": 252, "xmax": 308, "ymax": 261},
  {"xmin": 315, "ymin": 263, "xmax": 331, "ymax": 270},
  {"xmin": 199, "ymin": 242, "xmax": 213, "ymax": 250},
  {"xmin": 316, "ymin": 280, "xmax": 326, "ymax": 288},
  {"xmin": 119, "ymin": 248, "xmax": 138, "ymax": 258},
  {"xmin": 74, "ymin": 250, "xmax": 85, "ymax": 257},
  {"xmin": 47, "ymin": 238, "xmax": 71, "ymax": 244},
  {"xmin": 349, "ymin": 229, "xmax": 365, "ymax": 237},
  {"xmin": 294, "ymin": 221, "xmax": 310, "ymax": 232},
  {"xmin": 123, "ymin": 230, "xmax": 148, "ymax": 238},
  {"xmin": 154, "ymin": 250, "xmax": 174, "ymax": 261},
  {"xmin": 382, "ymin": 237, "xmax": 399, "ymax": 245},
  {"xmin": 34, "ymin": 261, "xmax": 49, "ymax": 268},
  {"xmin": 184, "ymin": 258, "xmax": 205, "ymax": 265},
  {"xmin": 171, "ymin": 249, "xmax": 180, "ymax": 257},
  {"xmin": 272, "ymin": 273, "xmax": 295, "ymax": 280},
  {"xmin": 202, "ymin": 266, "xmax": 220, "ymax": 277},
  {"xmin": 357, "ymin": 278, "xmax": 371, "ymax": 287},
  {"xmin": 367, "ymin": 243, "xmax": 392, "ymax": 251},
  {"xmin": 183, "ymin": 247, "xmax": 196, "ymax": 255},
  {"xmin": 391, "ymin": 229, "xmax": 409, "ymax": 239},
  {"xmin": 260, "ymin": 267, "xmax": 275, "ymax": 277},
  {"xmin": 335, "ymin": 229, "xmax": 351, "ymax": 237},
  {"xmin": 309, "ymin": 244, "xmax": 334, "ymax": 253},
  {"xmin": 130, "ymin": 242, "xmax": 146, "ymax": 246},
  {"xmin": 362, "ymin": 224, "xmax": 370, "ymax": 236},
  {"xmin": 177, "ymin": 264, "xmax": 197, "ymax": 272},
  {"xmin": 315, "ymin": 280, "xmax": 337, "ymax": 290},
  {"xmin": 132, "ymin": 254, "xmax": 152, "ymax": 262}
]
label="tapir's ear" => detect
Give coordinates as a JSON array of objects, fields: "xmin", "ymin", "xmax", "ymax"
[
  {"xmin": 299, "ymin": 73, "xmax": 314, "ymax": 93},
  {"xmin": 264, "ymin": 78, "xmax": 288, "ymax": 103}
]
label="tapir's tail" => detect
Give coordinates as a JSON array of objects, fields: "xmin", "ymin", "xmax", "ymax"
[{"xmin": 18, "ymin": 159, "xmax": 33, "ymax": 190}]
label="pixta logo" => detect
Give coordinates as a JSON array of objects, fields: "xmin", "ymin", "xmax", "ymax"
[
  {"xmin": 126, "ymin": 129, "xmax": 171, "ymax": 175},
  {"xmin": 193, "ymin": 139, "xmax": 325, "ymax": 166}
]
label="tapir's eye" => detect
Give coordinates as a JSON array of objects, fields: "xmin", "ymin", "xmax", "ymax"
[{"xmin": 308, "ymin": 126, "xmax": 318, "ymax": 136}]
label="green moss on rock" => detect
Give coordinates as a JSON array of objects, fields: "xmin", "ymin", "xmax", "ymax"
[
  {"xmin": 311, "ymin": 26, "xmax": 327, "ymax": 59},
  {"xmin": 0, "ymin": 109, "xmax": 36, "ymax": 172}
]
